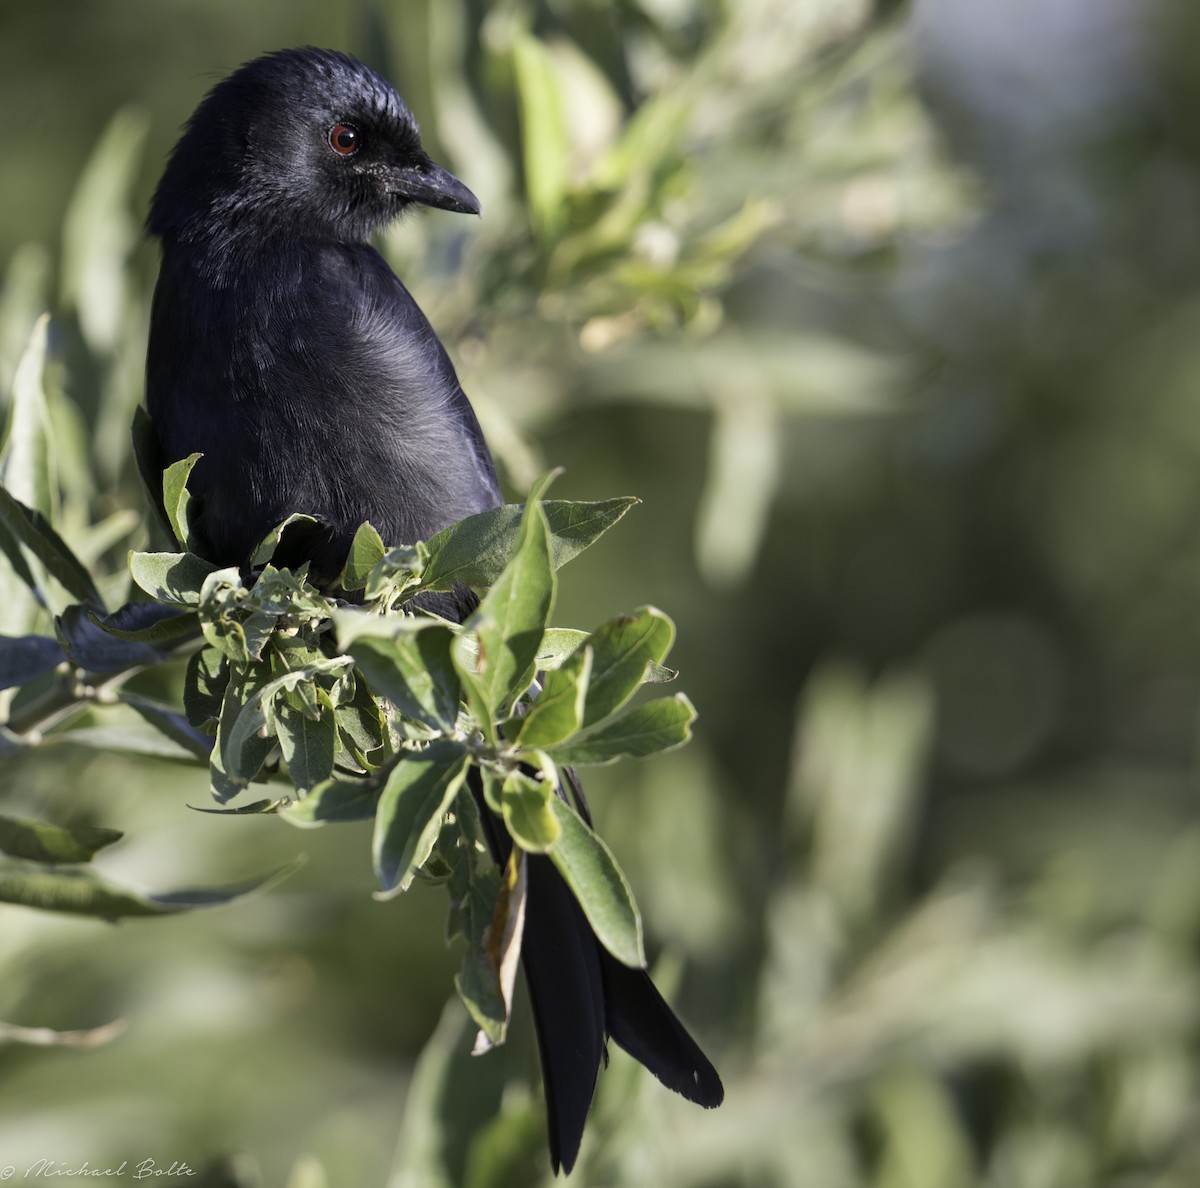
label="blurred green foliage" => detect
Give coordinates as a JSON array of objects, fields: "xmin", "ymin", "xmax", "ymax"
[{"xmin": 2, "ymin": 0, "xmax": 1200, "ymax": 1185}]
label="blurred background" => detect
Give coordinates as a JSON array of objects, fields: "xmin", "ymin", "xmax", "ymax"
[{"xmin": 2, "ymin": 0, "xmax": 1200, "ymax": 1184}]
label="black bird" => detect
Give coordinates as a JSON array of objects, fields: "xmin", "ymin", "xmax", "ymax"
[{"xmin": 145, "ymin": 47, "xmax": 722, "ymax": 1172}]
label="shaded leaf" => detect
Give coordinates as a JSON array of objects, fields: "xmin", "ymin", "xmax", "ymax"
[
  {"xmin": 0, "ymin": 854, "xmax": 302, "ymax": 920},
  {"xmin": 458, "ymin": 847, "xmax": 527, "ymax": 1050},
  {"xmin": 350, "ymin": 626, "xmax": 461, "ymax": 732},
  {"xmin": 276, "ymin": 696, "xmax": 336, "ymax": 792},
  {"xmin": 0, "ymin": 812, "xmax": 122, "ymax": 864},
  {"xmin": 131, "ymin": 405, "xmax": 171, "ymax": 537},
  {"xmin": 547, "ymin": 797, "xmax": 644, "ymax": 967},
  {"xmin": 85, "ymin": 601, "xmax": 199, "ymax": 645},
  {"xmin": 0, "ymin": 634, "xmax": 63, "ymax": 690},
  {"xmin": 121, "ymin": 694, "xmax": 213, "ymax": 761},
  {"xmin": 183, "ymin": 646, "xmax": 228, "ymax": 729},
  {"xmin": 0, "ymin": 484, "xmax": 102, "ymax": 608},
  {"xmin": 280, "ymin": 776, "xmax": 379, "ymax": 827},
  {"xmin": 56, "ymin": 604, "xmax": 161, "ymax": 672},
  {"xmin": 43, "ymin": 724, "xmax": 199, "ymax": 762},
  {"xmin": 373, "ymin": 742, "xmax": 471, "ymax": 895},
  {"xmin": 2, "ymin": 313, "xmax": 55, "ymax": 520}
]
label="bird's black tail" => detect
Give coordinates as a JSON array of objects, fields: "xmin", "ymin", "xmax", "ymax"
[{"xmin": 473, "ymin": 773, "xmax": 723, "ymax": 1173}]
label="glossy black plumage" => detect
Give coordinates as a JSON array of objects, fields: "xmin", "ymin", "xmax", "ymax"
[{"xmin": 145, "ymin": 47, "xmax": 722, "ymax": 1172}]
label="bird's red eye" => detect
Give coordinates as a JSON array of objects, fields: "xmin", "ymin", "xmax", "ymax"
[{"xmin": 329, "ymin": 124, "xmax": 360, "ymax": 155}]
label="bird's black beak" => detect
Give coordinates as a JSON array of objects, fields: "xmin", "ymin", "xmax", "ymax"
[{"xmin": 390, "ymin": 154, "xmax": 481, "ymax": 216}]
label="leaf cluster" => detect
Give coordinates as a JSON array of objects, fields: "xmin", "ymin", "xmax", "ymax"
[{"xmin": 0, "ymin": 369, "xmax": 697, "ymax": 1047}]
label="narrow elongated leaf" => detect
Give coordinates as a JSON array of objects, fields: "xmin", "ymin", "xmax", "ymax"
[
  {"xmin": 281, "ymin": 776, "xmax": 378, "ymax": 826},
  {"xmin": 85, "ymin": 601, "xmax": 199, "ymax": 645},
  {"xmin": 516, "ymin": 646, "xmax": 591, "ymax": 749},
  {"xmin": 131, "ymin": 405, "xmax": 171, "ymax": 537},
  {"xmin": 0, "ymin": 812, "xmax": 121, "ymax": 863},
  {"xmin": 548, "ymin": 694, "xmax": 696, "ymax": 766},
  {"xmin": 582, "ymin": 607, "xmax": 675, "ymax": 725},
  {"xmin": 0, "ymin": 485, "xmax": 101, "ymax": 608},
  {"xmin": 121, "ymin": 694, "xmax": 212, "ymax": 760},
  {"xmin": 0, "ymin": 854, "xmax": 303, "ymax": 919},
  {"xmin": 500, "ymin": 771, "xmax": 561, "ymax": 853},
  {"xmin": 420, "ymin": 498, "xmax": 638, "ymax": 593},
  {"xmin": 56, "ymin": 604, "xmax": 161, "ymax": 672},
  {"xmin": 547, "ymin": 798, "xmax": 644, "ymax": 967},
  {"xmin": 470, "ymin": 500, "xmax": 554, "ymax": 712},
  {"xmin": 2, "ymin": 313, "xmax": 55, "ymax": 519},
  {"xmin": 350, "ymin": 627, "xmax": 461, "ymax": 732},
  {"xmin": 129, "ymin": 551, "xmax": 221, "ymax": 606},
  {"xmin": 457, "ymin": 847, "xmax": 527, "ymax": 1049},
  {"xmin": 0, "ymin": 634, "xmax": 63, "ymax": 690},
  {"xmin": 373, "ymin": 743, "xmax": 470, "ymax": 895},
  {"xmin": 44, "ymin": 724, "xmax": 199, "ymax": 762},
  {"xmin": 339, "ymin": 521, "xmax": 387, "ymax": 591},
  {"xmin": 162, "ymin": 453, "xmax": 201, "ymax": 547},
  {"xmin": 513, "ymin": 31, "xmax": 570, "ymax": 242}
]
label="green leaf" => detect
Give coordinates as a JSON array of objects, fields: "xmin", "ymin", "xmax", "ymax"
[
  {"xmin": 183, "ymin": 647, "xmax": 228, "ymax": 729},
  {"xmin": 469, "ymin": 499, "xmax": 554, "ymax": 712},
  {"xmin": 0, "ymin": 484, "xmax": 102, "ymax": 608},
  {"xmin": 500, "ymin": 771, "xmax": 561, "ymax": 853},
  {"xmin": 162, "ymin": 453, "xmax": 202, "ymax": 547},
  {"xmin": 419, "ymin": 498, "xmax": 638, "ymax": 594},
  {"xmin": 582, "ymin": 606, "xmax": 676, "ymax": 725},
  {"xmin": 455, "ymin": 847, "xmax": 526, "ymax": 1049},
  {"xmin": 515, "ymin": 646, "xmax": 591, "ymax": 749},
  {"xmin": 191, "ymin": 799, "xmax": 288, "ymax": 816},
  {"xmin": 85, "ymin": 602, "xmax": 199, "ymax": 646},
  {"xmin": 349, "ymin": 626, "xmax": 461, "ymax": 732},
  {"xmin": 2, "ymin": 313, "xmax": 56, "ymax": 520},
  {"xmin": 547, "ymin": 693, "xmax": 696, "ymax": 766},
  {"xmin": 129, "ymin": 550, "xmax": 221, "ymax": 606},
  {"xmin": 276, "ymin": 697, "xmax": 336, "ymax": 792},
  {"xmin": 339, "ymin": 521, "xmax": 387, "ymax": 591},
  {"xmin": 452, "ymin": 630, "xmax": 497, "ymax": 745},
  {"xmin": 547, "ymin": 798, "xmax": 644, "ymax": 967},
  {"xmin": 0, "ymin": 812, "xmax": 122, "ymax": 863},
  {"xmin": 513, "ymin": 32, "xmax": 570, "ymax": 243},
  {"xmin": 121, "ymin": 694, "xmax": 213, "ymax": 761},
  {"xmin": 373, "ymin": 743, "xmax": 470, "ymax": 895},
  {"xmin": 56, "ymin": 605, "xmax": 164, "ymax": 672},
  {"xmin": 43, "ymin": 724, "xmax": 199, "ymax": 763},
  {"xmin": 250, "ymin": 513, "xmax": 321, "ymax": 567},
  {"xmin": 0, "ymin": 853, "xmax": 303, "ymax": 920},
  {"xmin": 131, "ymin": 405, "xmax": 171, "ymax": 538},
  {"xmin": 0, "ymin": 634, "xmax": 64, "ymax": 690},
  {"xmin": 280, "ymin": 775, "xmax": 379, "ymax": 827}
]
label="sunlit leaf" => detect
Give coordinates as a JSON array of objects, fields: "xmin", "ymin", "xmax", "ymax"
[
  {"xmin": 581, "ymin": 606, "xmax": 675, "ymax": 725},
  {"xmin": 469, "ymin": 498, "xmax": 554, "ymax": 712},
  {"xmin": 280, "ymin": 775, "xmax": 378, "ymax": 827},
  {"xmin": 515, "ymin": 646, "xmax": 591, "ymax": 749},
  {"xmin": 500, "ymin": 770, "xmax": 561, "ymax": 853},
  {"xmin": 349, "ymin": 626, "xmax": 461, "ymax": 732},
  {"xmin": 547, "ymin": 797, "xmax": 644, "ymax": 968},
  {"xmin": 162, "ymin": 452, "xmax": 201, "ymax": 548},
  {"xmin": 128, "ymin": 551, "xmax": 221, "ymax": 607},
  {"xmin": 339, "ymin": 520, "xmax": 387, "ymax": 591},
  {"xmin": 548, "ymin": 693, "xmax": 696, "ymax": 766}
]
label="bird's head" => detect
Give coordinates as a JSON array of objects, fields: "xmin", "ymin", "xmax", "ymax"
[{"xmin": 148, "ymin": 47, "xmax": 480, "ymax": 247}]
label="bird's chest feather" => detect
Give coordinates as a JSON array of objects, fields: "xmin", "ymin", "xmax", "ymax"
[{"xmin": 148, "ymin": 242, "xmax": 495, "ymax": 567}]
